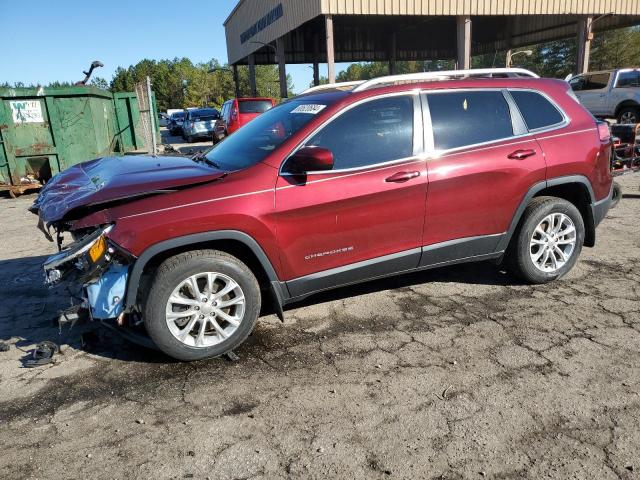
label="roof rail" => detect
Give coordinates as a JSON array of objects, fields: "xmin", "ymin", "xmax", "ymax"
[
  {"xmin": 352, "ymin": 68, "xmax": 539, "ymax": 92},
  {"xmin": 301, "ymin": 80, "xmax": 366, "ymax": 95}
]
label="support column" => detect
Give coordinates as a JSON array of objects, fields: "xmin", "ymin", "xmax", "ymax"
[
  {"xmin": 389, "ymin": 32, "xmax": 397, "ymax": 75},
  {"xmin": 232, "ymin": 64, "xmax": 240, "ymax": 98},
  {"xmin": 505, "ymin": 21, "xmax": 513, "ymax": 67},
  {"xmin": 576, "ymin": 15, "xmax": 593, "ymax": 74},
  {"xmin": 456, "ymin": 15, "xmax": 472, "ymax": 70},
  {"xmin": 326, "ymin": 14, "xmax": 336, "ymax": 83},
  {"xmin": 312, "ymin": 33, "xmax": 320, "ymax": 86},
  {"xmin": 276, "ymin": 37, "xmax": 287, "ymax": 98},
  {"xmin": 248, "ymin": 54, "xmax": 257, "ymax": 96}
]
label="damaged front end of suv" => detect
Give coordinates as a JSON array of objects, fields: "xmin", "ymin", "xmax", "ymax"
[
  {"xmin": 30, "ymin": 154, "xmax": 228, "ymax": 336},
  {"xmin": 42, "ymin": 224, "xmax": 134, "ymax": 323}
]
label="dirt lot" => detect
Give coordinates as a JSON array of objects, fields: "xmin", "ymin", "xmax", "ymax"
[{"xmin": 0, "ymin": 174, "xmax": 639, "ymax": 480}]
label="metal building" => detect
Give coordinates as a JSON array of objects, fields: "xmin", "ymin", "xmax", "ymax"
[{"xmin": 224, "ymin": 0, "xmax": 640, "ymax": 98}]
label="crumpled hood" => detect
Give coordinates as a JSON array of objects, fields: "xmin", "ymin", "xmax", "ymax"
[{"xmin": 31, "ymin": 155, "xmax": 226, "ymax": 223}]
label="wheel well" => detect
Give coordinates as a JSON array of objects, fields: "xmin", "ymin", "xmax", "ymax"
[
  {"xmin": 615, "ymin": 100, "xmax": 640, "ymax": 117},
  {"xmin": 533, "ymin": 183, "xmax": 595, "ymax": 247},
  {"xmin": 137, "ymin": 239, "xmax": 274, "ymax": 306}
]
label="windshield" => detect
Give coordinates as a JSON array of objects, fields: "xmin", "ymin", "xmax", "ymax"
[
  {"xmin": 204, "ymin": 99, "xmax": 333, "ymax": 171},
  {"xmin": 239, "ymin": 100, "xmax": 273, "ymax": 114},
  {"xmin": 171, "ymin": 112, "xmax": 184, "ymax": 119}
]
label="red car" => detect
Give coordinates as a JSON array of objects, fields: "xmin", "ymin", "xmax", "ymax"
[
  {"xmin": 213, "ymin": 97, "xmax": 276, "ymax": 142},
  {"xmin": 32, "ymin": 69, "xmax": 613, "ymax": 361}
]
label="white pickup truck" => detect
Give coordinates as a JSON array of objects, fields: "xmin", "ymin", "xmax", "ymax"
[{"xmin": 568, "ymin": 68, "xmax": 640, "ymax": 124}]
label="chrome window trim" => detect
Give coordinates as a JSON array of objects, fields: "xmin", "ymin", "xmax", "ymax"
[
  {"xmin": 420, "ymin": 87, "xmax": 572, "ymax": 159},
  {"xmin": 279, "ymin": 91, "xmax": 423, "ymax": 176},
  {"xmin": 278, "ymin": 157, "xmax": 425, "ymax": 186},
  {"xmin": 279, "ymin": 155, "xmax": 423, "ymax": 177}
]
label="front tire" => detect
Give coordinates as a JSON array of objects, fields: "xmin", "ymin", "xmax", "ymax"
[
  {"xmin": 507, "ymin": 196, "xmax": 585, "ymax": 284},
  {"xmin": 144, "ymin": 250, "xmax": 261, "ymax": 361},
  {"xmin": 618, "ymin": 106, "xmax": 640, "ymax": 124}
]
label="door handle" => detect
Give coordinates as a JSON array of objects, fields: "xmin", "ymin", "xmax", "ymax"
[
  {"xmin": 385, "ymin": 171, "xmax": 420, "ymax": 183},
  {"xmin": 507, "ymin": 149, "xmax": 536, "ymax": 160}
]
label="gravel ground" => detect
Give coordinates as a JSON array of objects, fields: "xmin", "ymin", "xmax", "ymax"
[{"xmin": 0, "ymin": 173, "xmax": 638, "ymax": 480}]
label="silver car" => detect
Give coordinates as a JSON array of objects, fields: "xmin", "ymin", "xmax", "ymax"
[
  {"xmin": 569, "ymin": 68, "xmax": 640, "ymax": 124},
  {"xmin": 182, "ymin": 108, "xmax": 220, "ymax": 143}
]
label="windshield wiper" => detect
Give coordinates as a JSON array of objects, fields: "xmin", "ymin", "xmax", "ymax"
[{"xmin": 192, "ymin": 151, "xmax": 221, "ymax": 169}]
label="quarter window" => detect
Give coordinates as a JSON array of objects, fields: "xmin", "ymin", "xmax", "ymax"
[
  {"xmin": 305, "ymin": 96, "xmax": 414, "ymax": 170},
  {"xmin": 616, "ymin": 71, "xmax": 640, "ymax": 88},
  {"xmin": 511, "ymin": 90, "xmax": 564, "ymax": 130},
  {"xmin": 426, "ymin": 91, "xmax": 513, "ymax": 150}
]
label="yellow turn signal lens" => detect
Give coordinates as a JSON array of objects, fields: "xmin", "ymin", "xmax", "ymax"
[{"xmin": 88, "ymin": 236, "xmax": 107, "ymax": 263}]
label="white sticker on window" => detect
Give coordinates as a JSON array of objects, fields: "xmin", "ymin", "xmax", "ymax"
[{"xmin": 291, "ymin": 104, "xmax": 326, "ymax": 115}]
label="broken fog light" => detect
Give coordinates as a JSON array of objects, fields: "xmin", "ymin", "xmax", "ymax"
[{"xmin": 45, "ymin": 268, "xmax": 62, "ymax": 285}]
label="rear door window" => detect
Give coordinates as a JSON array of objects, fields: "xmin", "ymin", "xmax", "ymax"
[
  {"xmin": 305, "ymin": 96, "xmax": 414, "ymax": 170},
  {"xmin": 426, "ymin": 90, "xmax": 513, "ymax": 150},
  {"xmin": 510, "ymin": 90, "xmax": 564, "ymax": 130},
  {"xmin": 239, "ymin": 100, "xmax": 273, "ymax": 114},
  {"xmin": 583, "ymin": 73, "xmax": 611, "ymax": 90}
]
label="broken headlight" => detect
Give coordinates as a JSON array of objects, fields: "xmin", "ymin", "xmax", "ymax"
[{"xmin": 44, "ymin": 225, "xmax": 116, "ymax": 286}]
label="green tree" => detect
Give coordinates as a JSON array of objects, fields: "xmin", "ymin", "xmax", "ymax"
[
  {"xmin": 590, "ymin": 27, "xmax": 640, "ymax": 71},
  {"xmin": 89, "ymin": 76, "xmax": 110, "ymax": 90},
  {"xmin": 110, "ymin": 58, "xmax": 291, "ymax": 111}
]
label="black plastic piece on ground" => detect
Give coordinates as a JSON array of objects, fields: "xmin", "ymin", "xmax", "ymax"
[
  {"xmin": 24, "ymin": 341, "xmax": 59, "ymax": 368},
  {"xmin": 224, "ymin": 351, "xmax": 240, "ymax": 362}
]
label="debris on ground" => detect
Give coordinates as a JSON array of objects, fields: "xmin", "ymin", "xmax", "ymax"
[
  {"xmin": 24, "ymin": 341, "xmax": 59, "ymax": 368},
  {"xmin": 224, "ymin": 351, "xmax": 240, "ymax": 362},
  {"xmin": 0, "ymin": 341, "xmax": 9, "ymax": 352}
]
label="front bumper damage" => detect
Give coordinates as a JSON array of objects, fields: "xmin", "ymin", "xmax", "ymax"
[{"xmin": 44, "ymin": 225, "xmax": 133, "ymax": 322}]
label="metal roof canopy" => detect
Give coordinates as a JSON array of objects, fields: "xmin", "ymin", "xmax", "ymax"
[{"xmin": 225, "ymin": 0, "xmax": 640, "ymax": 66}]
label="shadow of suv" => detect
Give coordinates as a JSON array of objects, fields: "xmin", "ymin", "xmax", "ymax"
[{"xmin": 30, "ymin": 68, "xmax": 613, "ymax": 361}]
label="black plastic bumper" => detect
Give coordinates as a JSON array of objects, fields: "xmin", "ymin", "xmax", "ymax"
[{"xmin": 591, "ymin": 183, "xmax": 614, "ymax": 228}]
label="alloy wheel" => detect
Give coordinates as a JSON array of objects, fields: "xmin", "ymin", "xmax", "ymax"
[
  {"xmin": 620, "ymin": 111, "xmax": 638, "ymax": 124},
  {"xmin": 529, "ymin": 213, "xmax": 577, "ymax": 273},
  {"xmin": 165, "ymin": 272, "xmax": 245, "ymax": 348}
]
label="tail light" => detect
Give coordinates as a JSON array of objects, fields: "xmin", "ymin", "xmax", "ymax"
[
  {"xmin": 597, "ymin": 122, "xmax": 611, "ymax": 142},
  {"xmin": 231, "ymin": 108, "xmax": 238, "ymax": 122}
]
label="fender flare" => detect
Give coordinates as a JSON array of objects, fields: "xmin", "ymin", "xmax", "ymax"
[
  {"xmin": 615, "ymin": 100, "xmax": 640, "ymax": 117},
  {"xmin": 495, "ymin": 175, "xmax": 596, "ymax": 252},
  {"xmin": 123, "ymin": 230, "xmax": 282, "ymax": 310}
]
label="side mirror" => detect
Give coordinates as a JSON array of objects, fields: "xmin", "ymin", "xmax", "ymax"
[{"xmin": 285, "ymin": 146, "xmax": 334, "ymax": 174}]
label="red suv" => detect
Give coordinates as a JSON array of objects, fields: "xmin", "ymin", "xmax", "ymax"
[
  {"xmin": 32, "ymin": 69, "xmax": 613, "ymax": 361},
  {"xmin": 213, "ymin": 97, "xmax": 276, "ymax": 142}
]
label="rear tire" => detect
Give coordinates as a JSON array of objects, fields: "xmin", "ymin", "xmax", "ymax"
[
  {"xmin": 143, "ymin": 250, "xmax": 261, "ymax": 361},
  {"xmin": 617, "ymin": 106, "xmax": 640, "ymax": 124},
  {"xmin": 507, "ymin": 196, "xmax": 585, "ymax": 284}
]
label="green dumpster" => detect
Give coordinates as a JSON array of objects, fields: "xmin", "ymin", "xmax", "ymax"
[{"xmin": 0, "ymin": 85, "xmax": 158, "ymax": 197}]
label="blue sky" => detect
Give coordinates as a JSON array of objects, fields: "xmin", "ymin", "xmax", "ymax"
[{"xmin": 2, "ymin": 0, "xmax": 350, "ymax": 94}]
